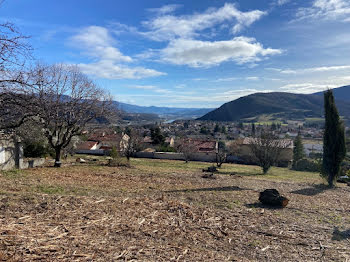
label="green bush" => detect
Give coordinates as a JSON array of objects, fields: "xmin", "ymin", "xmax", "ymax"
[
  {"xmin": 23, "ymin": 141, "xmax": 50, "ymax": 158},
  {"xmin": 109, "ymin": 146, "xmax": 119, "ymax": 159},
  {"xmin": 340, "ymin": 160, "xmax": 350, "ymax": 176},
  {"xmin": 293, "ymin": 158, "xmax": 321, "ymax": 172},
  {"xmin": 156, "ymin": 144, "xmax": 176, "ymax": 152}
]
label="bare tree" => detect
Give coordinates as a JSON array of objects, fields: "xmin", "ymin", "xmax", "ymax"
[
  {"xmin": 0, "ymin": 22, "xmax": 32, "ymax": 87},
  {"xmin": 216, "ymin": 141, "xmax": 226, "ymax": 167},
  {"xmin": 176, "ymin": 138, "xmax": 197, "ymax": 163},
  {"xmin": 1, "ymin": 63, "xmax": 113, "ymax": 167},
  {"xmin": 124, "ymin": 130, "xmax": 143, "ymax": 161},
  {"xmin": 0, "ymin": 20, "xmax": 34, "ymax": 129},
  {"xmin": 249, "ymin": 131, "xmax": 292, "ymax": 174}
]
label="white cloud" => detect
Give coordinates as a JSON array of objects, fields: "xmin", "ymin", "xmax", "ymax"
[
  {"xmin": 246, "ymin": 76, "xmax": 259, "ymax": 81},
  {"xmin": 126, "ymin": 85, "xmax": 172, "ymax": 94},
  {"xmin": 276, "ymin": 0, "xmax": 290, "ymax": 5},
  {"xmin": 147, "ymin": 4, "xmax": 182, "ymax": 15},
  {"xmin": 296, "ymin": 0, "xmax": 350, "ymax": 22},
  {"xmin": 278, "ymin": 65, "xmax": 350, "ymax": 74},
  {"xmin": 141, "ymin": 3, "xmax": 266, "ymax": 41},
  {"xmin": 160, "ymin": 37, "xmax": 282, "ymax": 68},
  {"xmin": 279, "ymin": 83, "xmax": 337, "ymax": 93},
  {"xmin": 70, "ymin": 26, "xmax": 132, "ymax": 62},
  {"xmin": 174, "ymin": 84, "xmax": 186, "ymax": 89},
  {"xmin": 78, "ymin": 60, "xmax": 166, "ymax": 80},
  {"xmin": 69, "ymin": 26, "xmax": 166, "ymax": 79},
  {"xmin": 128, "ymin": 85, "xmax": 157, "ymax": 90},
  {"xmin": 214, "ymin": 77, "xmax": 238, "ymax": 82},
  {"xmin": 192, "ymin": 78, "xmax": 208, "ymax": 81}
]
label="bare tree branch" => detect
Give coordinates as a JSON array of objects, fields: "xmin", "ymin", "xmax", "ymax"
[
  {"xmin": 249, "ymin": 131, "xmax": 292, "ymax": 174},
  {"xmin": 1, "ymin": 63, "xmax": 115, "ymax": 167}
]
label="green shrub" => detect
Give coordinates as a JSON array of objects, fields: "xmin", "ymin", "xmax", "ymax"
[
  {"xmin": 108, "ymin": 146, "xmax": 130, "ymax": 167},
  {"xmin": 109, "ymin": 146, "xmax": 119, "ymax": 159},
  {"xmin": 293, "ymin": 158, "xmax": 321, "ymax": 172},
  {"xmin": 156, "ymin": 144, "xmax": 176, "ymax": 152},
  {"xmin": 24, "ymin": 141, "xmax": 50, "ymax": 158}
]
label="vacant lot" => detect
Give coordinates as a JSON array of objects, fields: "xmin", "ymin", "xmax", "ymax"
[{"xmin": 0, "ymin": 158, "xmax": 350, "ymax": 261}]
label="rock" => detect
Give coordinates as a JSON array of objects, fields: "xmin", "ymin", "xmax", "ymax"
[
  {"xmin": 259, "ymin": 189, "xmax": 289, "ymax": 208},
  {"xmin": 202, "ymin": 166, "xmax": 217, "ymax": 173},
  {"xmin": 76, "ymin": 158, "xmax": 86, "ymax": 163}
]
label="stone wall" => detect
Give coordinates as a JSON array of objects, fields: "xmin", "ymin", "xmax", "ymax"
[
  {"xmin": 134, "ymin": 151, "xmax": 217, "ymax": 163},
  {"xmin": 0, "ymin": 138, "xmax": 22, "ymax": 170},
  {"xmin": 21, "ymin": 158, "xmax": 46, "ymax": 169}
]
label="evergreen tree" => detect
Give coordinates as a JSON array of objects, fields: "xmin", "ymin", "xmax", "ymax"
[
  {"xmin": 221, "ymin": 126, "xmax": 227, "ymax": 134},
  {"xmin": 200, "ymin": 126, "xmax": 209, "ymax": 135},
  {"xmin": 124, "ymin": 126, "xmax": 131, "ymax": 136},
  {"xmin": 292, "ymin": 132, "xmax": 304, "ymax": 169},
  {"xmin": 214, "ymin": 124, "xmax": 220, "ymax": 133},
  {"xmin": 271, "ymin": 122, "xmax": 277, "ymax": 131},
  {"xmin": 150, "ymin": 126, "xmax": 165, "ymax": 145},
  {"xmin": 322, "ymin": 89, "xmax": 346, "ymax": 187},
  {"xmin": 251, "ymin": 123, "xmax": 256, "ymax": 136}
]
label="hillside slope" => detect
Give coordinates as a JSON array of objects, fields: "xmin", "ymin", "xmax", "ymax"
[
  {"xmin": 313, "ymin": 85, "xmax": 350, "ymax": 102},
  {"xmin": 198, "ymin": 92, "xmax": 350, "ymax": 122}
]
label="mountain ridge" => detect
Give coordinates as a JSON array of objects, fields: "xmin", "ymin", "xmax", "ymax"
[
  {"xmin": 113, "ymin": 101, "xmax": 214, "ymax": 119},
  {"xmin": 197, "ymin": 85, "xmax": 350, "ymax": 122}
]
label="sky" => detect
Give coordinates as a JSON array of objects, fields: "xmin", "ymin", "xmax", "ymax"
[{"xmin": 1, "ymin": 0, "xmax": 350, "ymax": 108}]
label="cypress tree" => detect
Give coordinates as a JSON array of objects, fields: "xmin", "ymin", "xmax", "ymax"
[
  {"xmin": 214, "ymin": 124, "xmax": 220, "ymax": 133},
  {"xmin": 252, "ymin": 123, "xmax": 256, "ymax": 136},
  {"xmin": 292, "ymin": 132, "xmax": 304, "ymax": 169},
  {"xmin": 322, "ymin": 89, "xmax": 346, "ymax": 187}
]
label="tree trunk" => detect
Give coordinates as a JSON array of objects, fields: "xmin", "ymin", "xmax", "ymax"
[
  {"xmin": 259, "ymin": 189, "xmax": 289, "ymax": 208},
  {"xmin": 54, "ymin": 147, "xmax": 62, "ymax": 167},
  {"xmin": 328, "ymin": 175, "xmax": 334, "ymax": 188}
]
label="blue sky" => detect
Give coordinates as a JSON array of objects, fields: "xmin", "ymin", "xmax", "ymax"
[{"xmin": 1, "ymin": 0, "xmax": 350, "ymax": 108}]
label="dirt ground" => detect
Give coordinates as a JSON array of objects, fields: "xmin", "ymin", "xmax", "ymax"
[{"xmin": 0, "ymin": 158, "xmax": 350, "ymax": 261}]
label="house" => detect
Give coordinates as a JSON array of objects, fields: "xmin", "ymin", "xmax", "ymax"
[
  {"xmin": 165, "ymin": 136, "xmax": 175, "ymax": 147},
  {"xmin": 76, "ymin": 132, "xmax": 130, "ymax": 155},
  {"xmin": 192, "ymin": 139, "xmax": 218, "ymax": 153},
  {"xmin": 229, "ymin": 137, "xmax": 293, "ymax": 167},
  {"xmin": 76, "ymin": 141, "xmax": 100, "ymax": 151},
  {"xmin": 143, "ymin": 136, "xmax": 153, "ymax": 144},
  {"xmin": 0, "ymin": 132, "xmax": 23, "ymax": 170},
  {"xmin": 97, "ymin": 133, "xmax": 130, "ymax": 152},
  {"xmin": 136, "ymin": 138, "xmax": 219, "ymax": 162},
  {"xmin": 179, "ymin": 138, "xmax": 218, "ymax": 162}
]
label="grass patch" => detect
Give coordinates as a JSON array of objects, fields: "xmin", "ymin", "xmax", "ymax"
[
  {"xmin": 35, "ymin": 185, "xmax": 65, "ymax": 194},
  {"xmin": 1, "ymin": 169, "xmax": 26, "ymax": 179},
  {"xmin": 130, "ymin": 158, "xmax": 322, "ymax": 183}
]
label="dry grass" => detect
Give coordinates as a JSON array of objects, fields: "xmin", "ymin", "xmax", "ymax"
[{"xmin": 0, "ymin": 158, "xmax": 350, "ymax": 261}]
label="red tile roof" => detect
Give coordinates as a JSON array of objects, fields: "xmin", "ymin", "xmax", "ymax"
[{"xmin": 76, "ymin": 141, "xmax": 99, "ymax": 150}]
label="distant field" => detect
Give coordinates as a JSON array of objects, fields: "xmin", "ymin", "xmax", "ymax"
[
  {"xmin": 305, "ymin": 117, "xmax": 324, "ymax": 124},
  {"xmin": 0, "ymin": 158, "xmax": 349, "ymax": 261}
]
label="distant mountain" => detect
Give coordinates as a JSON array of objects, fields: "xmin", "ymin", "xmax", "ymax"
[
  {"xmin": 313, "ymin": 85, "xmax": 350, "ymax": 102},
  {"xmin": 113, "ymin": 101, "xmax": 214, "ymax": 119},
  {"xmin": 198, "ymin": 91, "xmax": 350, "ymax": 122}
]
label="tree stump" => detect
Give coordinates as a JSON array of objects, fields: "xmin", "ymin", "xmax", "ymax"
[{"xmin": 259, "ymin": 189, "xmax": 289, "ymax": 208}]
